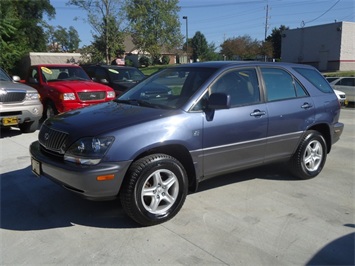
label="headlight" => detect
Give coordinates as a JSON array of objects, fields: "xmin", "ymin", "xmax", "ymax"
[
  {"xmin": 107, "ymin": 91, "xmax": 115, "ymax": 98},
  {"xmin": 26, "ymin": 92, "xmax": 40, "ymax": 101},
  {"xmin": 62, "ymin": 93, "xmax": 76, "ymax": 100},
  {"xmin": 64, "ymin": 136, "xmax": 115, "ymax": 165}
]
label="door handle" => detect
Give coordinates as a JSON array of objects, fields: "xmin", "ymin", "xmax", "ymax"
[
  {"xmin": 250, "ymin": 110, "xmax": 266, "ymax": 117},
  {"xmin": 301, "ymin": 102, "xmax": 313, "ymax": 109}
]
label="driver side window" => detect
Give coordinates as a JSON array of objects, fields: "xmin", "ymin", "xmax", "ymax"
[{"xmin": 210, "ymin": 68, "xmax": 260, "ymax": 107}]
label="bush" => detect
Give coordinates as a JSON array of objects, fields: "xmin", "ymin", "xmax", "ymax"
[
  {"xmin": 139, "ymin": 56, "xmax": 152, "ymax": 67},
  {"xmin": 161, "ymin": 55, "xmax": 170, "ymax": 65},
  {"xmin": 125, "ymin": 58, "xmax": 134, "ymax": 67}
]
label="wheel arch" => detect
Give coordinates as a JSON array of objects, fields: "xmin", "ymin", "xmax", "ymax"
[
  {"xmin": 308, "ymin": 123, "xmax": 331, "ymax": 153},
  {"xmin": 133, "ymin": 144, "xmax": 198, "ymax": 192}
]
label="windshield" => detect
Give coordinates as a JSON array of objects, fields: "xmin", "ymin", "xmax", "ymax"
[
  {"xmin": 0, "ymin": 68, "xmax": 11, "ymax": 81},
  {"xmin": 107, "ymin": 68, "xmax": 145, "ymax": 83},
  {"xmin": 40, "ymin": 66, "xmax": 91, "ymax": 82},
  {"xmin": 118, "ymin": 67, "xmax": 216, "ymax": 109}
]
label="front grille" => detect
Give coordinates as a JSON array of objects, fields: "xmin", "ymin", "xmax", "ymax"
[
  {"xmin": 0, "ymin": 91, "xmax": 26, "ymax": 103},
  {"xmin": 39, "ymin": 124, "xmax": 69, "ymax": 155},
  {"xmin": 77, "ymin": 91, "xmax": 106, "ymax": 101}
]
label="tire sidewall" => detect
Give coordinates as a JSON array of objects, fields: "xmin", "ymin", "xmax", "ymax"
[
  {"xmin": 133, "ymin": 156, "xmax": 188, "ymax": 224},
  {"xmin": 298, "ymin": 131, "xmax": 327, "ymax": 179}
]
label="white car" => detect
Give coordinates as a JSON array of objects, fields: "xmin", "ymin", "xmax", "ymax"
[
  {"xmin": 327, "ymin": 77, "xmax": 355, "ymax": 104},
  {"xmin": 333, "ymin": 89, "xmax": 346, "ymax": 106}
]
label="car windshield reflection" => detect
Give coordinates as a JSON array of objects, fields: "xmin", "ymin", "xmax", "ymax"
[{"xmin": 118, "ymin": 67, "xmax": 216, "ymax": 109}]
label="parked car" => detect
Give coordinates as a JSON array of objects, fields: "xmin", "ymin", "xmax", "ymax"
[
  {"xmin": 327, "ymin": 77, "xmax": 355, "ymax": 104},
  {"xmin": 81, "ymin": 65, "xmax": 146, "ymax": 96},
  {"xmin": 30, "ymin": 62, "xmax": 344, "ymax": 226},
  {"xmin": 325, "ymin": 77, "xmax": 347, "ymax": 106},
  {"xmin": 21, "ymin": 64, "xmax": 116, "ymax": 119},
  {"xmin": 0, "ymin": 67, "xmax": 42, "ymax": 133}
]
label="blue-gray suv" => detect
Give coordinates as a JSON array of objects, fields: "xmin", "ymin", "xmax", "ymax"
[{"xmin": 30, "ymin": 62, "xmax": 344, "ymax": 226}]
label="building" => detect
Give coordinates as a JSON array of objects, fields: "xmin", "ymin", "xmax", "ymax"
[{"xmin": 281, "ymin": 21, "xmax": 355, "ymax": 71}]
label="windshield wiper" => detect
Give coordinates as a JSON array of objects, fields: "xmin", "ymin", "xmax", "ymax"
[{"xmin": 114, "ymin": 99, "xmax": 159, "ymax": 108}]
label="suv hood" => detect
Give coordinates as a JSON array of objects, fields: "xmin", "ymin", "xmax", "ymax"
[
  {"xmin": 44, "ymin": 101, "xmax": 180, "ymax": 137},
  {"xmin": 1, "ymin": 81, "xmax": 38, "ymax": 92}
]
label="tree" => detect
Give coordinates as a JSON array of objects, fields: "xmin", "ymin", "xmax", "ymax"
[
  {"xmin": 46, "ymin": 26, "xmax": 81, "ymax": 52},
  {"xmin": 266, "ymin": 25, "xmax": 289, "ymax": 59},
  {"xmin": 220, "ymin": 35, "xmax": 261, "ymax": 61},
  {"xmin": 0, "ymin": 0, "xmax": 55, "ymax": 73},
  {"xmin": 125, "ymin": 0, "xmax": 182, "ymax": 64},
  {"xmin": 68, "ymin": 0, "xmax": 125, "ymax": 64},
  {"xmin": 191, "ymin": 31, "xmax": 208, "ymax": 62}
]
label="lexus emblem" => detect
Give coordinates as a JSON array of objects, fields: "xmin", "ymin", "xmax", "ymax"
[{"xmin": 44, "ymin": 133, "xmax": 50, "ymax": 141}]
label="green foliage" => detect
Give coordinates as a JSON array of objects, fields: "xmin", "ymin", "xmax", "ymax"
[
  {"xmin": 0, "ymin": 0, "xmax": 55, "ymax": 72},
  {"xmin": 125, "ymin": 58, "xmax": 134, "ymax": 67},
  {"xmin": 161, "ymin": 55, "xmax": 170, "ymax": 65},
  {"xmin": 125, "ymin": 0, "xmax": 182, "ymax": 63},
  {"xmin": 220, "ymin": 35, "xmax": 262, "ymax": 60},
  {"xmin": 68, "ymin": 0, "xmax": 125, "ymax": 64},
  {"xmin": 191, "ymin": 31, "xmax": 208, "ymax": 62},
  {"xmin": 265, "ymin": 25, "xmax": 289, "ymax": 59},
  {"xmin": 139, "ymin": 56, "xmax": 152, "ymax": 67}
]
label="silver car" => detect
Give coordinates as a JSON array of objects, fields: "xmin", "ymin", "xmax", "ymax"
[
  {"xmin": 0, "ymin": 68, "xmax": 43, "ymax": 133},
  {"xmin": 328, "ymin": 77, "xmax": 355, "ymax": 104}
]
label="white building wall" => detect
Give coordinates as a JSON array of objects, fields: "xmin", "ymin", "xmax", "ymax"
[{"xmin": 281, "ymin": 22, "xmax": 355, "ymax": 71}]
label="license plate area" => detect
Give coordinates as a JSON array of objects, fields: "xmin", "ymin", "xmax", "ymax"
[
  {"xmin": 31, "ymin": 158, "xmax": 41, "ymax": 176},
  {"xmin": 2, "ymin": 116, "xmax": 18, "ymax": 126}
]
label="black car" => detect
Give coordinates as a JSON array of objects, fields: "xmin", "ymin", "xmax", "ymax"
[{"xmin": 81, "ymin": 65, "xmax": 146, "ymax": 96}]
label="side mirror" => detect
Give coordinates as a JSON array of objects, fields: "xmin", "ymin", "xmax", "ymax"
[
  {"xmin": 12, "ymin": 75, "xmax": 21, "ymax": 82},
  {"xmin": 28, "ymin": 77, "xmax": 38, "ymax": 84},
  {"xmin": 208, "ymin": 93, "xmax": 230, "ymax": 110},
  {"xmin": 100, "ymin": 78, "xmax": 109, "ymax": 84}
]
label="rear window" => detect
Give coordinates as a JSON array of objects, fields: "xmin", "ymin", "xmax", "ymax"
[{"xmin": 294, "ymin": 67, "xmax": 333, "ymax": 93}]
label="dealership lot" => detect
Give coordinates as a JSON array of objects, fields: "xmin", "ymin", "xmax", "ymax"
[{"xmin": 1, "ymin": 108, "xmax": 354, "ymax": 265}]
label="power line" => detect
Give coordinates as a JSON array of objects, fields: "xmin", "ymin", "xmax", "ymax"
[{"xmin": 302, "ymin": 0, "xmax": 341, "ymax": 26}]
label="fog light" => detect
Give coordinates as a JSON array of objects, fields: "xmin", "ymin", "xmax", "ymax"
[{"xmin": 96, "ymin": 174, "xmax": 115, "ymax": 181}]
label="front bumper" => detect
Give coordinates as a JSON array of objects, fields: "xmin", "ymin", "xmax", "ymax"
[
  {"xmin": 0, "ymin": 104, "xmax": 43, "ymax": 125},
  {"xmin": 30, "ymin": 141, "xmax": 132, "ymax": 200}
]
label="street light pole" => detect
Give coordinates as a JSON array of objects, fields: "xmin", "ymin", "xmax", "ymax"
[{"xmin": 183, "ymin": 16, "xmax": 188, "ymax": 63}]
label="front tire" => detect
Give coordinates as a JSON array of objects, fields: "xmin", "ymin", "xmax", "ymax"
[
  {"xmin": 290, "ymin": 130, "xmax": 327, "ymax": 179},
  {"xmin": 19, "ymin": 119, "xmax": 39, "ymax": 133},
  {"xmin": 120, "ymin": 154, "xmax": 188, "ymax": 226},
  {"xmin": 44, "ymin": 101, "xmax": 58, "ymax": 119}
]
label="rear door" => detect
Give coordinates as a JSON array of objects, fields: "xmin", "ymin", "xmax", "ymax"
[
  {"xmin": 260, "ymin": 67, "xmax": 315, "ymax": 162},
  {"xmin": 201, "ymin": 67, "xmax": 268, "ymax": 179}
]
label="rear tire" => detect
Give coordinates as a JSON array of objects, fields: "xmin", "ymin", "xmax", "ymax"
[
  {"xmin": 120, "ymin": 154, "xmax": 188, "ymax": 226},
  {"xmin": 290, "ymin": 130, "xmax": 327, "ymax": 179}
]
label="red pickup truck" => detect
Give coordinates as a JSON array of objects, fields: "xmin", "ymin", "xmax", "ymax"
[{"xmin": 21, "ymin": 64, "xmax": 115, "ymax": 119}]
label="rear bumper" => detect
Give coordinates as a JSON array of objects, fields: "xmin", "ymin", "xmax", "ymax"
[{"xmin": 332, "ymin": 122, "xmax": 344, "ymax": 144}]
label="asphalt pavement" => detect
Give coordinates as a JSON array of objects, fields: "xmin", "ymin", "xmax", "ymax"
[{"xmin": 1, "ymin": 108, "xmax": 354, "ymax": 265}]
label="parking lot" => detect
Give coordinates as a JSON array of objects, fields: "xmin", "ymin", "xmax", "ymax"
[{"xmin": 0, "ymin": 108, "xmax": 354, "ymax": 265}]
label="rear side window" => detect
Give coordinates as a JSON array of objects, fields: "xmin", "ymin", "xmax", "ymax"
[
  {"xmin": 261, "ymin": 68, "xmax": 307, "ymax": 101},
  {"xmin": 294, "ymin": 67, "xmax": 333, "ymax": 93},
  {"xmin": 336, "ymin": 78, "xmax": 355, "ymax": 86}
]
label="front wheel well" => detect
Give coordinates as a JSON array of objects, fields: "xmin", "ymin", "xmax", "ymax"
[{"xmin": 135, "ymin": 145, "xmax": 197, "ymax": 192}]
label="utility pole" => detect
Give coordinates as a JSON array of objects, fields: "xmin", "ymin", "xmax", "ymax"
[
  {"xmin": 264, "ymin": 3, "xmax": 270, "ymax": 62},
  {"xmin": 264, "ymin": 4, "xmax": 270, "ymax": 41}
]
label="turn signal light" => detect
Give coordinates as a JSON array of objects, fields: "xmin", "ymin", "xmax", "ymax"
[{"xmin": 96, "ymin": 174, "xmax": 115, "ymax": 181}]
